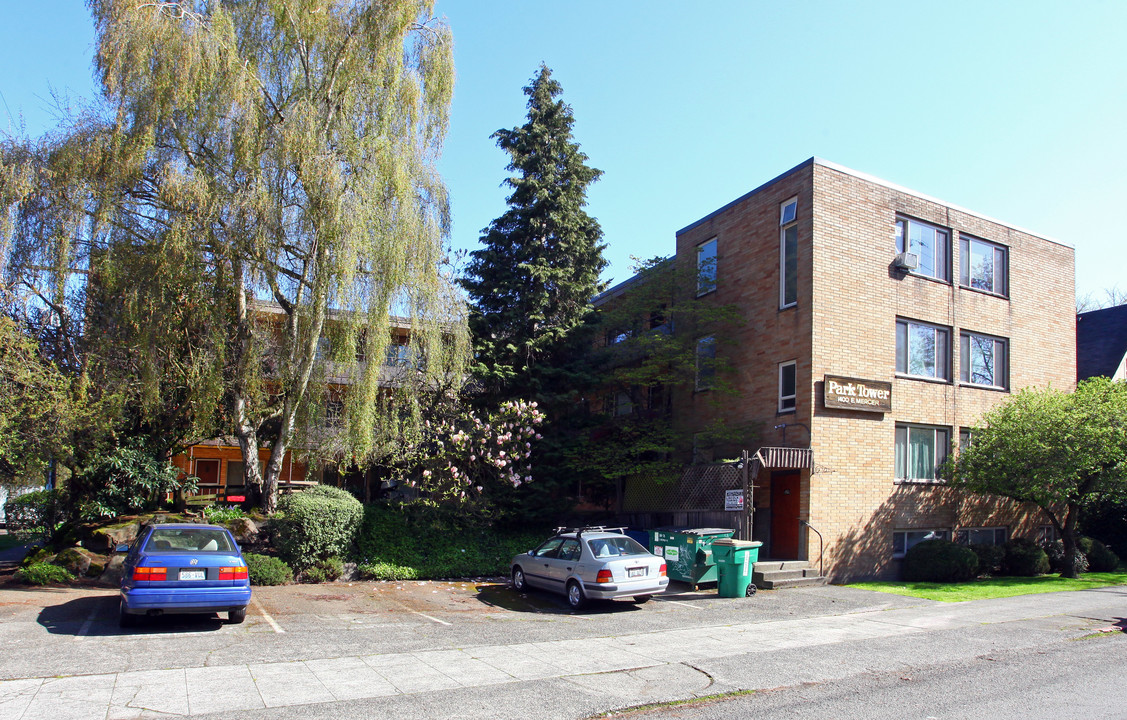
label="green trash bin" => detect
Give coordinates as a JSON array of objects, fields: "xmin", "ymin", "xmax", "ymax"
[
  {"xmin": 713, "ymin": 538, "xmax": 763, "ymax": 597},
  {"xmin": 648, "ymin": 528, "xmax": 735, "ymax": 589}
]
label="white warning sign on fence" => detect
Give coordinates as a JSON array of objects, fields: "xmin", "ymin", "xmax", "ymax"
[{"xmin": 725, "ymin": 489, "xmax": 745, "ymax": 512}]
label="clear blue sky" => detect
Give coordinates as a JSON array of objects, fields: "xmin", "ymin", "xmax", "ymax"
[{"xmin": 3, "ymin": 1, "xmax": 1123, "ymax": 300}]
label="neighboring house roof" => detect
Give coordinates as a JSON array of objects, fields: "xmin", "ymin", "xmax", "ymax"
[{"xmin": 1077, "ymin": 303, "xmax": 1127, "ymax": 381}]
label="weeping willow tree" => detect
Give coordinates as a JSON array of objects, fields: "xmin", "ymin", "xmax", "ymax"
[{"xmin": 1, "ymin": 0, "xmax": 468, "ymax": 512}]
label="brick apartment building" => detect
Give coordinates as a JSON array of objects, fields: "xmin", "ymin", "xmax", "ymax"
[{"xmin": 636, "ymin": 157, "xmax": 1076, "ymax": 580}]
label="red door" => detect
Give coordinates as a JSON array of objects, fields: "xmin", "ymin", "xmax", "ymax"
[
  {"xmin": 194, "ymin": 459, "xmax": 221, "ymax": 490},
  {"xmin": 770, "ymin": 471, "xmax": 801, "ymax": 559}
]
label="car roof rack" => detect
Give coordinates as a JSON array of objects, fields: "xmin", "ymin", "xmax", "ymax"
[{"xmin": 553, "ymin": 525, "xmax": 628, "ymax": 538}]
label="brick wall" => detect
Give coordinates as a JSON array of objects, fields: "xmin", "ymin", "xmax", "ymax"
[{"xmin": 665, "ymin": 158, "xmax": 1076, "ymax": 580}]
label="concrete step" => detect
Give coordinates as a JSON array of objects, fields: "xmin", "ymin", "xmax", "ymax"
[
  {"xmin": 753, "ymin": 568, "xmax": 817, "ymax": 582},
  {"xmin": 751, "ymin": 559, "xmax": 827, "ymax": 590},
  {"xmin": 757, "ymin": 575, "xmax": 828, "ymax": 590},
  {"xmin": 753, "ymin": 559, "xmax": 811, "ymax": 572}
]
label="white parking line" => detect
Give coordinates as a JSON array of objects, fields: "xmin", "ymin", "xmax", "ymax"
[
  {"xmin": 657, "ymin": 599, "xmax": 704, "ymax": 609},
  {"xmin": 252, "ymin": 598, "xmax": 285, "ymax": 633},
  {"xmin": 75, "ymin": 604, "xmax": 100, "ymax": 638},
  {"xmin": 412, "ymin": 612, "xmax": 452, "ymax": 626}
]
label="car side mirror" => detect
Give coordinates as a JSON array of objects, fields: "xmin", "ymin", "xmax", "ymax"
[{"xmin": 115, "ymin": 543, "xmax": 130, "ymax": 553}]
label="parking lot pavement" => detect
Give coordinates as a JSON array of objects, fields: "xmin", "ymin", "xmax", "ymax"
[{"xmin": 3, "ymin": 580, "xmax": 1121, "ymax": 719}]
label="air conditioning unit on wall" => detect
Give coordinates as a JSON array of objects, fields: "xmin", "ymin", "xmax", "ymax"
[{"xmin": 893, "ymin": 252, "xmax": 919, "ymax": 271}]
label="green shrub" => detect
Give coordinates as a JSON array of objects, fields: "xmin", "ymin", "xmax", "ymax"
[
  {"xmin": 358, "ymin": 561, "xmax": 418, "ymax": 581},
  {"xmin": 354, "ymin": 502, "xmax": 550, "ymax": 580},
  {"xmin": 968, "ymin": 543, "xmax": 1005, "ymax": 576},
  {"xmin": 1043, "ymin": 540, "xmax": 1089, "ymax": 574},
  {"xmin": 274, "ymin": 486, "xmax": 362, "ymax": 571},
  {"xmin": 1083, "ymin": 537, "xmax": 1121, "ymax": 572},
  {"xmin": 246, "ymin": 553, "xmax": 293, "ymax": 586},
  {"xmin": 204, "ymin": 505, "xmax": 246, "ymax": 524},
  {"xmin": 16, "ymin": 562, "xmax": 75, "ymax": 585},
  {"xmin": 1002, "ymin": 538, "xmax": 1050, "ymax": 576},
  {"xmin": 902, "ymin": 539, "xmax": 979, "ymax": 582},
  {"xmin": 301, "ymin": 556, "xmax": 344, "ymax": 584},
  {"xmin": 71, "ymin": 444, "xmax": 196, "ymax": 519},
  {"xmin": 4, "ymin": 489, "xmax": 65, "ymax": 540}
]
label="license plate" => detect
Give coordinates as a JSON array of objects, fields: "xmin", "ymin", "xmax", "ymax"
[
  {"xmin": 627, "ymin": 567, "xmax": 645, "ymax": 578},
  {"xmin": 179, "ymin": 570, "xmax": 206, "ymax": 581}
]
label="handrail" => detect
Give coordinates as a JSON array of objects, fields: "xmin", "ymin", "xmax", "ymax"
[{"xmin": 799, "ymin": 519, "xmax": 824, "ymax": 578}]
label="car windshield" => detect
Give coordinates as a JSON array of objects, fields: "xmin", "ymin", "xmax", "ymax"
[
  {"xmin": 144, "ymin": 528, "xmax": 235, "ymax": 553},
  {"xmin": 587, "ymin": 536, "xmax": 648, "ymax": 558}
]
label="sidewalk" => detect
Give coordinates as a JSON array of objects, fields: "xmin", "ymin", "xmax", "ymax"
[{"xmin": 1, "ymin": 585, "xmax": 1124, "ymax": 719}]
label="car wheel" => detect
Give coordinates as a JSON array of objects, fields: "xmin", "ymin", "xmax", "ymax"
[
  {"xmin": 511, "ymin": 567, "xmax": 528, "ymax": 592},
  {"xmin": 566, "ymin": 580, "xmax": 586, "ymax": 610},
  {"xmin": 745, "ymin": 583, "xmax": 757, "ymax": 597},
  {"xmin": 228, "ymin": 606, "xmax": 247, "ymax": 624},
  {"xmin": 632, "ymin": 595, "xmax": 653, "ymax": 604},
  {"xmin": 119, "ymin": 601, "xmax": 137, "ymax": 629}
]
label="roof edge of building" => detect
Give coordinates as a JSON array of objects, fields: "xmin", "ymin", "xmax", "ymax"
[{"xmin": 675, "ymin": 156, "xmax": 1073, "ymax": 251}]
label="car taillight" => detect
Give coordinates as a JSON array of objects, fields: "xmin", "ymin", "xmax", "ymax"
[
  {"xmin": 659, "ymin": 563, "xmax": 667, "ymax": 577},
  {"xmin": 596, "ymin": 569, "xmax": 613, "ymax": 583},
  {"xmin": 133, "ymin": 566, "xmax": 167, "ymax": 581},
  {"xmin": 219, "ymin": 566, "xmax": 249, "ymax": 581}
]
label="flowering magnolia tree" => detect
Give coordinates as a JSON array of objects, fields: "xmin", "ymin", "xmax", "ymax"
[{"xmin": 405, "ymin": 399, "xmax": 545, "ymax": 503}]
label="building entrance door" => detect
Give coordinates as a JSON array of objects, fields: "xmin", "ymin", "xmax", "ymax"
[{"xmin": 770, "ymin": 471, "xmax": 801, "ymax": 559}]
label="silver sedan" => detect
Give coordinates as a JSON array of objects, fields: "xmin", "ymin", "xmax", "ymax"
[{"xmin": 511, "ymin": 528, "xmax": 669, "ymax": 609}]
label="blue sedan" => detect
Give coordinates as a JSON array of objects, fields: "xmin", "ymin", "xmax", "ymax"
[{"xmin": 118, "ymin": 523, "xmax": 252, "ymax": 627}]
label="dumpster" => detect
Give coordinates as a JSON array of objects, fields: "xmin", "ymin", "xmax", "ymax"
[
  {"xmin": 713, "ymin": 538, "xmax": 762, "ymax": 597},
  {"xmin": 624, "ymin": 529, "xmax": 651, "ymax": 550},
  {"xmin": 648, "ymin": 527, "xmax": 735, "ymax": 589}
]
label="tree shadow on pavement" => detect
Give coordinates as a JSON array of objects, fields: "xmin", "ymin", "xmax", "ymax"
[{"xmin": 38, "ymin": 595, "xmax": 226, "ymax": 636}]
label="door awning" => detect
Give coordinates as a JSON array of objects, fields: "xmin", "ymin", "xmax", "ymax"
[{"xmin": 753, "ymin": 447, "xmax": 814, "ymax": 470}]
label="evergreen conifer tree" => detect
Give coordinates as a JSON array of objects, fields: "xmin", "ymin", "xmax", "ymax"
[{"xmin": 462, "ymin": 65, "xmax": 607, "ymax": 402}]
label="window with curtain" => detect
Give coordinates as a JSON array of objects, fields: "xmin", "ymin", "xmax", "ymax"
[{"xmin": 895, "ymin": 424, "xmax": 951, "ymax": 481}]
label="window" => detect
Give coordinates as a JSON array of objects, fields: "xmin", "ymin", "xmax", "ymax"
[
  {"xmin": 695, "ymin": 336, "xmax": 716, "ymax": 390},
  {"xmin": 606, "ymin": 329, "xmax": 632, "ymax": 346},
  {"xmin": 959, "ymin": 428, "xmax": 973, "ymax": 450},
  {"xmin": 956, "ymin": 527, "xmax": 1007, "ymax": 546},
  {"xmin": 1036, "ymin": 525, "xmax": 1057, "ymax": 544},
  {"xmin": 696, "ymin": 238, "xmax": 717, "ymax": 295},
  {"xmin": 960, "ymin": 234, "xmax": 1008, "ymax": 296},
  {"xmin": 896, "ymin": 217, "xmax": 950, "ymax": 281},
  {"xmin": 893, "ymin": 529, "xmax": 950, "ymax": 558},
  {"xmin": 385, "ymin": 342, "xmax": 410, "ymax": 366},
  {"xmin": 613, "ymin": 391, "xmax": 633, "ymax": 417},
  {"xmin": 896, "ymin": 319, "xmax": 950, "ymax": 380},
  {"xmin": 325, "ymin": 397, "xmax": 345, "ymax": 426},
  {"xmin": 895, "ymin": 424, "xmax": 951, "ymax": 482},
  {"xmin": 778, "ymin": 361, "xmax": 797, "ymax": 412},
  {"xmin": 780, "ymin": 198, "xmax": 798, "ymax": 308},
  {"xmin": 960, "ymin": 332, "xmax": 1007, "ymax": 389}
]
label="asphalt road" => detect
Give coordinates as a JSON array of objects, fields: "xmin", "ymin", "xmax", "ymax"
[{"xmin": 0, "ymin": 577, "xmax": 1124, "ymax": 719}]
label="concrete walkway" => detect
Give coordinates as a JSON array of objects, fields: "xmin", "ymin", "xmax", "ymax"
[{"xmin": 1, "ymin": 586, "xmax": 1124, "ymax": 719}]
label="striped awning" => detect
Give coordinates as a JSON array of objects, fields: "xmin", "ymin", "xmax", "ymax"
[{"xmin": 753, "ymin": 446, "xmax": 814, "ymax": 470}]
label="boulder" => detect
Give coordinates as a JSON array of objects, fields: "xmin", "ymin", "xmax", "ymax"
[
  {"xmin": 53, "ymin": 547, "xmax": 93, "ymax": 576},
  {"xmin": 90, "ymin": 522, "xmax": 142, "ymax": 552},
  {"xmin": 99, "ymin": 554, "xmax": 126, "ymax": 586},
  {"xmin": 229, "ymin": 518, "xmax": 259, "ymax": 545}
]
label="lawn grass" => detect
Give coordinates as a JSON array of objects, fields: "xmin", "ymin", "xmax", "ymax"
[{"xmin": 848, "ymin": 571, "xmax": 1127, "ymax": 602}]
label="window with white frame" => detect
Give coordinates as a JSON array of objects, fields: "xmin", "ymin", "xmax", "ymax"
[
  {"xmin": 778, "ymin": 361, "xmax": 797, "ymax": 412},
  {"xmin": 696, "ymin": 238, "xmax": 717, "ymax": 296},
  {"xmin": 893, "ymin": 529, "xmax": 950, "ymax": 557},
  {"xmin": 895, "ymin": 424, "xmax": 951, "ymax": 482},
  {"xmin": 896, "ymin": 217, "xmax": 950, "ymax": 282},
  {"xmin": 695, "ymin": 336, "xmax": 716, "ymax": 390},
  {"xmin": 960, "ymin": 234, "xmax": 1008, "ymax": 296},
  {"xmin": 780, "ymin": 198, "xmax": 798, "ymax": 308},
  {"xmin": 960, "ymin": 332, "xmax": 1007, "ymax": 389},
  {"xmin": 955, "ymin": 527, "xmax": 1007, "ymax": 546},
  {"xmin": 896, "ymin": 319, "xmax": 950, "ymax": 380}
]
